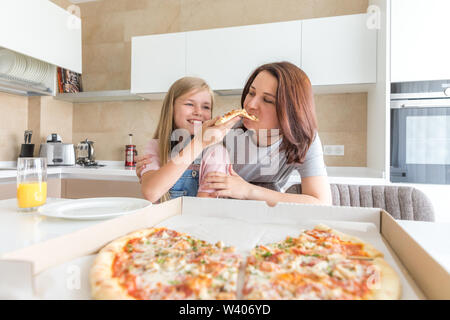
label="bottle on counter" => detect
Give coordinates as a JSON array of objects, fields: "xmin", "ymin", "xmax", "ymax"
[{"xmin": 125, "ymin": 134, "xmax": 137, "ymax": 168}]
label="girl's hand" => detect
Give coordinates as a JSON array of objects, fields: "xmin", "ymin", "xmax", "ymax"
[
  {"xmin": 135, "ymin": 154, "xmax": 154, "ymax": 183},
  {"xmin": 195, "ymin": 116, "xmax": 241, "ymax": 149},
  {"xmin": 203, "ymin": 166, "xmax": 254, "ymax": 199}
]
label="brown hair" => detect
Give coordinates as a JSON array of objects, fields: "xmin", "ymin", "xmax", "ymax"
[{"xmin": 241, "ymin": 62, "xmax": 318, "ymax": 164}]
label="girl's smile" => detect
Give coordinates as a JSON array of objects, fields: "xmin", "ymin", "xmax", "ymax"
[{"xmin": 173, "ymin": 89, "xmax": 212, "ymax": 135}]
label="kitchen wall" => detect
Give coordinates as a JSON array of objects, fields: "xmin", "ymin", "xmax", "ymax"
[
  {"xmin": 72, "ymin": 95, "xmax": 244, "ymax": 160},
  {"xmin": 39, "ymin": 97, "xmax": 73, "ymax": 147},
  {"xmin": 316, "ymin": 93, "xmax": 367, "ymax": 167},
  {"xmin": 0, "ymin": 93, "xmax": 73, "ymax": 161},
  {"xmin": 0, "ymin": 0, "xmax": 368, "ymax": 165},
  {"xmin": 72, "ymin": 93, "xmax": 367, "ymax": 167},
  {"xmin": 0, "ymin": 92, "xmax": 28, "ymax": 161},
  {"xmin": 76, "ymin": 0, "xmax": 369, "ymax": 91},
  {"xmin": 72, "ymin": 0, "xmax": 369, "ymax": 165}
]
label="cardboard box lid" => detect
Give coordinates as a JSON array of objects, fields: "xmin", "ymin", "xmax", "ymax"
[
  {"xmin": 380, "ymin": 211, "xmax": 450, "ymax": 299},
  {"xmin": 1, "ymin": 197, "xmax": 449, "ymax": 299}
]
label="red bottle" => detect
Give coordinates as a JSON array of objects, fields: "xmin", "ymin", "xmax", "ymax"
[{"xmin": 125, "ymin": 134, "xmax": 137, "ymax": 168}]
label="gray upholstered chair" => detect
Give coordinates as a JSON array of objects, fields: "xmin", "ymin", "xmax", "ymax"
[{"xmin": 285, "ymin": 183, "xmax": 435, "ymax": 222}]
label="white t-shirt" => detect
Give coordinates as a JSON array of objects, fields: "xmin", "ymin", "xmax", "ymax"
[{"xmin": 224, "ymin": 125, "xmax": 327, "ymax": 191}]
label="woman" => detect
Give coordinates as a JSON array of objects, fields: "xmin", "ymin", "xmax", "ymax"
[{"xmin": 137, "ymin": 62, "xmax": 332, "ymax": 206}]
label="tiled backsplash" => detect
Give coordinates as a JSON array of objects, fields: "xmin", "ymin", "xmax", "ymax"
[
  {"xmin": 0, "ymin": 93, "xmax": 28, "ymax": 161},
  {"xmin": 316, "ymin": 93, "xmax": 367, "ymax": 167},
  {"xmin": 0, "ymin": 93, "xmax": 73, "ymax": 161},
  {"xmin": 71, "ymin": 93, "xmax": 367, "ymax": 166}
]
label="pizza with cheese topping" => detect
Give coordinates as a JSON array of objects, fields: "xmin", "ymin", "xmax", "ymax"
[
  {"xmin": 281, "ymin": 224, "xmax": 384, "ymax": 259},
  {"xmin": 214, "ymin": 108, "xmax": 258, "ymax": 126},
  {"xmin": 90, "ymin": 227, "xmax": 241, "ymax": 300},
  {"xmin": 242, "ymin": 225, "xmax": 401, "ymax": 300},
  {"xmin": 90, "ymin": 225, "xmax": 401, "ymax": 300}
]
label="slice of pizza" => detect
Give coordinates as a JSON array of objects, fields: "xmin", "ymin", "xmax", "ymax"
[
  {"xmin": 214, "ymin": 108, "xmax": 258, "ymax": 126},
  {"xmin": 90, "ymin": 227, "xmax": 241, "ymax": 300},
  {"xmin": 242, "ymin": 226, "xmax": 401, "ymax": 300},
  {"xmin": 243, "ymin": 254, "xmax": 400, "ymax": 300},
  {"xmin": 289, "ymin": 224, "xmax": 384, "ymax": 259}
]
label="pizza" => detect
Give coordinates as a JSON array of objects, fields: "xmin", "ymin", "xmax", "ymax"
[
  {"xmin": 242, "ymin": 224, "xmax": 401, "ymax": 300},
  {"xmin": 90, "ymin": 227, "xmax": 241, "ymax": 300},
  {"xmin": 90, "ymin": 225, "xmax": 401, "ymax": 300},
  {"xmin": 214, "ymin": 108, "xmax": 258, "ymax": 126}
]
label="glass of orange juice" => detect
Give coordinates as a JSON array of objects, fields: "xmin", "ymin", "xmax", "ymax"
[{"xmin": 17, "ymin": 157, "xmax": 47, "ymax": 211}]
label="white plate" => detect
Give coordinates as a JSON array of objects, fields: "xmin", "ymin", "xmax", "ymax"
[
  {"xmin": 0, "ymin": 49, "xmax": 15, "ymax": 75},
  {"xmin": 11, "ymin": 54, "xmax": 26, "ymax": 78},
  {"xmin": 37, "ymin": 61, "xmax": 50, "ymax": 83},
  {"xmin": 38, "ymin": 197, "xmax": 152, "ymax": 220},
  {"xmin": 22, "ymin": 56, "xmax": 37, "ymax": 81}
]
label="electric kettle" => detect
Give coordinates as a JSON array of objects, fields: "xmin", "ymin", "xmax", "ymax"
[{"xmin": 76, "ymin": 139, "xmax": 95, "ymax": 163}]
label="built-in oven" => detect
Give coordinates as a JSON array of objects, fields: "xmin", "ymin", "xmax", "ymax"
[{"xmin": 390, "ymin": 80, "xmax": 450, "ymax": 184}]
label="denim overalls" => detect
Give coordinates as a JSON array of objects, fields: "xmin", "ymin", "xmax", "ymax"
[{"xmin": 168, "ymin": 140, "xmax": 201, "ymax": 199}]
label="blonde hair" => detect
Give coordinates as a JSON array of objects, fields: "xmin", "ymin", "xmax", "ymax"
[{"xmin": 153, "ymin": 77, "xmax": 214, "ymax": 202}]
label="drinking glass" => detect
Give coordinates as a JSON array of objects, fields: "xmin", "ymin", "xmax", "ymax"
[{"xmin": 17, "ymin": 157, "xmax": 47, "ymax": 211}]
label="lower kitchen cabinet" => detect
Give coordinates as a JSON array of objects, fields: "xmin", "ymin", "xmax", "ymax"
[
  {"xmin": 62, "ymin": 179, "xmax": 143, "ymax": 199},
  {"xmin": 0, "ymin": 178, "xmax": 143, "ymax": 200},
  {"xmin": 0, "ymin": 178, "xmax": 61, "ymax": 200}
]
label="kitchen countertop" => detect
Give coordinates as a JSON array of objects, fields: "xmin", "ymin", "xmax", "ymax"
[
  {"xmin": 3, "ymin": 162, "xmax": 449, "ymax": 223},
  {"xmin": 0, "ymin": 161, "xmax": 139, "ymax": 182},
  {"xmin": 0, "ymin": 198, "xmax": 449, "ymax": 273},
  {"xmin": 0, "ymin": 161, "xmax": 387, "ymax": 185}
]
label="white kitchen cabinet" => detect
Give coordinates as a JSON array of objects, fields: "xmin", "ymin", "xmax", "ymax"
[
  {"xmin": 131, "ymin": 32, "xmax": 186, "ymax": 94},
  {"xmin": 0, "ymin": 0, "xmax": 82, "ymax": 73},
  {"xmin": 302, "ymin": 14, "xmax": 377, "ymax": 86},
  {"xmin": 131, "ymin": 14, "xmax": 377, "ymax": 95},
  {"xmin": 391, "ymin": 0, "xmax": 450, "ymax": 82},
  {"xmin": 186, "ymin": 21, "xmax": 301, "ymax": 91}
]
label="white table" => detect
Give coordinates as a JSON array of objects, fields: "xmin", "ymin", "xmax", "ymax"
[
  {"xmin": 0, "ymin": 197, "xmax": 449, "ymax": 300},
  {"xmin": 0, "ymin": 198, "xmax": 103, "ymax": 255},
  {"xmin": 1, "ymin": 198, "xmax": 449, "ymax": 271},
  {"xmin": 392, "ymin": 220, "xmax": 450, "ymax": 272}
]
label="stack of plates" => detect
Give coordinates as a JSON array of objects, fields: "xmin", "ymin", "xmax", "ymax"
[{"xmin": 0, "ymin": 48, "xmax": 51, "ymax": 84}]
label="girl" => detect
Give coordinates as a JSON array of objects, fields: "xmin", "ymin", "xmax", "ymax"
[{"xmin": 140, "ymin": 77, "xmax": 240, "ymax": 203}]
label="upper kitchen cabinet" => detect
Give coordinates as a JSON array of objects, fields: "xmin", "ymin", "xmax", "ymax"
[
  {"xmin": 131, "ymin": 14, "xmax": 377, "ymax": 95},
  {"xmin": 186, "ymin": 21, "xmax": 301, "ymax": 91},
  {"xmin": 131, "ymin": 32, "xmax": 186, "ymax": 94},
  {"xmin": 391, "ymin": 0, "xmax": 450, "ymax": 82},
  {"xmin": 302, "ymin": 14, "xmax": 377, "ymax": 86},
  {"xmin": 0, "ymin": 0, "xmax": 82, "ymax": 74}
]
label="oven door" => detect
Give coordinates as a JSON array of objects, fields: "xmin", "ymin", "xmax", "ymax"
[{"xmin": 390, "ymin": 100, "xmax": 450, "ymax": 184}]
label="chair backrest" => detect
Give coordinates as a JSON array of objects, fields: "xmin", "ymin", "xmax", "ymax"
[{"xmin": 285, "ymin": 183, "xmax": 435, "ymax": 222}]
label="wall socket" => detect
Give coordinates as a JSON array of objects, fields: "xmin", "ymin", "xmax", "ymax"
[{"xmin": 323, "ymin": 145, "xmax": 345, "ymax": 156}]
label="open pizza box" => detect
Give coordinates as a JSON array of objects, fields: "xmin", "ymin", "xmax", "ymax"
[{"xmin": 0, "ymin": 197, "xmax": 449, "ymax": 300}]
